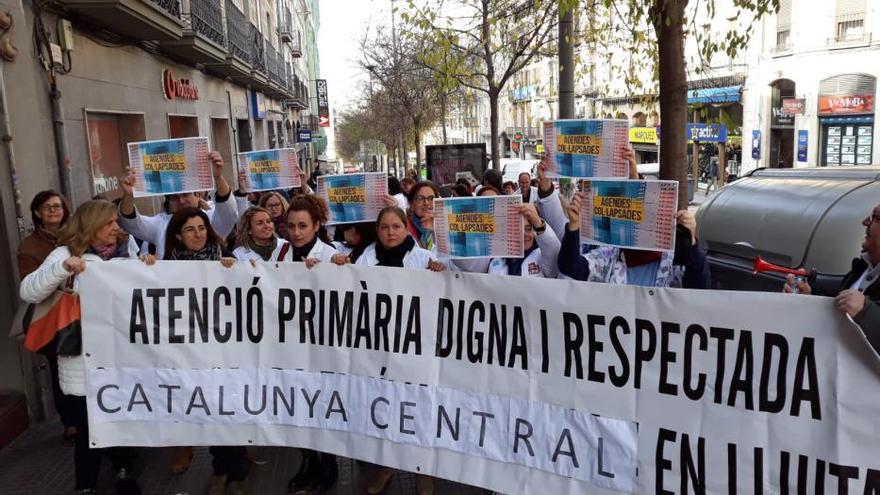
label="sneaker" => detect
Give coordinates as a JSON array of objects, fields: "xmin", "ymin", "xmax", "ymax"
[
  {"xmin": 113, "ymin": 468, "xmax": 141, "ymax": 495},
  {"xmin": 287, "ymin": 451, "xmax": 319, "ymax": 494}
]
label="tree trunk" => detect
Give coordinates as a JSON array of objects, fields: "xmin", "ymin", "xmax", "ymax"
[
  {"xmin": 557, "ymin": 5, "xmax": 575, "ymax": 119},
  {"xmin": 653, "ymin": 0, "xmax": 690, "ymax": 208},
  {"xmin": 489, "ymin": 90, "xmax": 500, "ymax": 170},
  {"xmin": 414, "ymin": 128, "xmax": 423, "ymax": 172}
]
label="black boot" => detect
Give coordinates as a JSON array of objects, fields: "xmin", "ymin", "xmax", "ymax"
[
  {"xmin": 287, "ymin": 450, "xmax": 320, "ymax": 494},
  {"xmin": 113, "ymin": 468, "xmax": 141, "ymax": 495},
  {"xmin": 317, "ymin": 454, "xmax": 339, "ymax": 490}
]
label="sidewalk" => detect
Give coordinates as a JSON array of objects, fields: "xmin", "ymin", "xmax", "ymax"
[{"xmin": 0, "ymin": 422, "xmax": 488, "ymax": 495}]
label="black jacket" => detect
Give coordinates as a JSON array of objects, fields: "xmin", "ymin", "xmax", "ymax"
[{"xmin": 841, "ymin": 257, "xmax": 880, "ymax": 355}]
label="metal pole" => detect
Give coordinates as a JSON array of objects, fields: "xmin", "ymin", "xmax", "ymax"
[
  {"xmin": 557, "ymin": 5, "xmax": 575, "ymax": 119},
  {"xmin": 50, "ymin": 80, "xmax": 75, "ymax": 204}
]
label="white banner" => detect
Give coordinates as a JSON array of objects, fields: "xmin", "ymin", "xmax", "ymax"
[{"xmin": 79, "ymin": 261, "xmax": 880, "ymax": 495}]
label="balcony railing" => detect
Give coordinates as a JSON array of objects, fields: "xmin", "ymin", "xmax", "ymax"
[
  {"xmin": 266, "ymin": 43, "xmax": 281, "ymax": 83},
  {"xmin": 833, "ymin": 13, "xmax": 869, "ymax": 43},
  {"xmin": 290, "ymin": 31, "xmax": 302, "ymax": 56},
  {"xmin": 188, "ymin": 0, "xmax": 224, "ymax": 46},
  {"xmin": 250, "ymin": 24, "xmax": 266, "ymax": 73},
  {"xmin": 149, "ymin": 0, "xmax": 181, "ymax": 18},
  {"xmin": 225, "ymin": 0, "xmax": 250, "ymax": 63},
  {"xmin": 279, "ymin": 9, "xmax": 293, "ymax": 43}
]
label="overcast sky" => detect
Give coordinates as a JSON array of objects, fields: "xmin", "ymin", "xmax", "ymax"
[{"xmin": 318, "ymin": 0, "xmax": 394, "ymax": 159}]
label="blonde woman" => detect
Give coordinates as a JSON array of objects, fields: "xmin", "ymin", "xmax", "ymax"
[
  {"xmin": 20, "ymin": 199, "xmax": 150, "ymax": 495},
  {"xmin": 232, "ymin": 206, "xmax": 284, "ymax": 262}
]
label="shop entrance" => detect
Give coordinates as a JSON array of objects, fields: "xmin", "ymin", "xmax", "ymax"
[
  {"xmin": 168, "ymin": 115, "xmax": 199, "ymax": 138},
  {"xmin": 236, "ymin": 119, "xmax": 252, "ymax": 152},
  {"xmin": 769, "ymin": 79, "xmax": 795, "ymax": 168}
]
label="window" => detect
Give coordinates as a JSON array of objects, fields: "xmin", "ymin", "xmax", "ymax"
[
  {"xmin": 775, "ymin": 0, "xmax": 792, "ymax": 51},
  {"xmin": 834, "ymin": 0, "xmax": 867, "ymax": 42},
  {"xmin": 85, "ymin": 111, "xmax": 146, "ymax": 198}
]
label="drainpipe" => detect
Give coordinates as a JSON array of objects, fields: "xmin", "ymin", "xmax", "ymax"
[
  {"xmin": 0, "ymin": 64, "xmax": 25, "ymax": 238},
  {"xmin": 50, "ymin": 78, "xmax": 75, "ymax": 204}
]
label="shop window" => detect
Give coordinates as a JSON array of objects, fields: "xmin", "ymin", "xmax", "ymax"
[
  {"xmin": 168, "ymin": 115, "xmax": 199, "ymax": 138},
  {"xmin": 85, "ymin": 111, "xmax": 146, "ymax": 198}
]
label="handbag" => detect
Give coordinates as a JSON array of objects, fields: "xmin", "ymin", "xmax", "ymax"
[{"xmin": 22, "ymin": 276, "xmax": 82, "ymax": 356}]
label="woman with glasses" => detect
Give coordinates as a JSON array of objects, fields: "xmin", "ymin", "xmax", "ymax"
[
  {"xmin": 258, "ymin": 191, "xmax": 290, "ymax": 240},
  {"xmin": 17, "ymin": 191, "xmax": 79, "ymax": 441},
  {"xmin": 405, "ymin": 181, "xmax": 441, "ymax": 252}
]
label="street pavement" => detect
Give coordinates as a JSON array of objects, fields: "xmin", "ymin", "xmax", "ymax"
[{"xmin": 0, "ymin": 421, "xmax": 488, "ymax": 495}]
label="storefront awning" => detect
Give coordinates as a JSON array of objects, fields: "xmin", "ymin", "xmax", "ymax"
[{"xmin": 687, "ymin": 85, "xmax": 742, "ymax": 104}]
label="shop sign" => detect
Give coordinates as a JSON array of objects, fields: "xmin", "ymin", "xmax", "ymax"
[
  {"xmin": 686, "ymin": 123, "xmax": 728, "ymax": 143},
  {"xmin": 297, "ymin": 129, "xmax": 312, "ymax": 143},
  {"xmin": 317, "ymin": 79, "xmax": 330, "ymax": 127},
  {"xmin": 751, "ymin": 130, "xmax": 761, "ymax": 160},
  {"xmin": 782, "ymin": 98, "xmax": 805, "ymax": 115},
  {"xmin": 536, "ymin": 144, "xmax": 544, "ymax": 153},
  {"xmin": 629, "ymin": 127, "xmax": 658, "ymax": 144},
  {"xmin": 797, "ymin": 130, "xmax": 808, "ymax": 162},
  {"xmin": 771, "ymin": 105, "xmax": 795, "ymax": 128},
  {"xmin": 251, "ymin": 91, "xmax": 266, "ymax": 120},
  {"xmin": 818, "ymin": 95, "xmax": 874, "ymax": 115},
  {"xmin": 162, "ymin": 69, "xmax": 199, "ymax": 101}
]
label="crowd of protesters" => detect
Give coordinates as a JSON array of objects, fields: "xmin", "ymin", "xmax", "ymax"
[{"xmin": 15, "ymin": 147, "xmax": 879, "ymax": 495}]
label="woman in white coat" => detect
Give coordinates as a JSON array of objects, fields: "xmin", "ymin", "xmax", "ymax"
[
  {"xmin": 20, "ymin": 199, "xmax": 143, "ymax": 495},
  {"xmin": 356, "ymin": 207, "xmax": 445, "ymax": 271},
  {"xmin": 232, "ymin": 206, "xmax": 284, "ymax": 262},
  {"xmin": 273, "ymin": 195, "xmax": 337, "ymax": 266}
]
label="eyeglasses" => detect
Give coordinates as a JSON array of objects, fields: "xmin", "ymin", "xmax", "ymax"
[
  {"xmin": 413, "ymin": 195, "xmax": 436, "ymax": 203},
  {"xmin": 869, "ymin": 213, "xmax": 880, "ymax": 224},
  {"xmin": 40, "ymin": 203, "xmax": 63, "ymax": 212},
  {"xmin": 265, "ymin": 202, "xmax": 283, "ymax": 209}
]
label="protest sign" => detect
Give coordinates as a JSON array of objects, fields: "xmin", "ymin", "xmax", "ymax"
[
  {"xmin": 542, "ymin": 119, "xmax": 630, "ymax": 178},
  {"xmin": 316, "ymin": 172, "xmax": 387, "ymax": 225},
  {"xmin": 433, "ymin": 195, "xmax": 523, "ymax": 258},
  {"xmin": 237, "ymin": 148, "xmax": 301, "ymax": 192},
  {"xmin": 79, "ymin": 261, "xmax": 880, "ymax": 495},
  {"xmin": 579, "ymin": 179, "xmax": 678, "ymax": 251},
  {"xmin": 127, "ymin": 137, "xmax": 212, "ymax": 197}
]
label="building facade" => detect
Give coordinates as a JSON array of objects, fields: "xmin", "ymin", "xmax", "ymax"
[
  {"xmin": 742, "ymin": 0, "xmax": 880, "ymax": 171},
  {"xmin": 0, "ymin": 0, "xmax": 323, "ymax": 431}
]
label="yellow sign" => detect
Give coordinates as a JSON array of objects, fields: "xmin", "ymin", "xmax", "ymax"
[
  {"xmin": 327, "ymin": 186, "xmax": 366, "ymax": 204},
  {"xmin": 448, "ymin": 212, "xmax": 496, "ymax": 234},
  {"xmin": 143, "ymin": 153, "xmax": 186, "ymax": 172},
  {"xmin": 592, "ymin": 196, "xmax": 644, "ymax": 222},
  {"xmin": 556, "ymin": 134, "xmax": 602, "ymax": 155},
  {"xmin": 629, "ymin": 127, "xmax": 658, "ymax": 144},
  {"xmin": 249, "ymin": 159, "xmax": 280, "ymax": 174},
  {"xmin": 536, "ymin": 144, "xmax": 544, "ymax": 153}
]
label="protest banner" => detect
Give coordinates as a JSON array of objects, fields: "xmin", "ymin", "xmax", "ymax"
[
  {"xmin": 542, "ymin": 119, "xmax": 630, "ymax": 178},
  {"xmin": 316, "ymin": 172, "xmax": 387, "ymax": 225},
  {"xmin": 237, "ymin": 148, "xmax": 301, "ymax": 192},
  {"xmin": 127, "ymin": 137, "xmax": 213, "ymax": 197},
  {"xmin": 79, "ymin": 261, "xmax": 880, "ymax": 494},
  {"xmin": 433, "ymin": 195, "xmax": 524, "ymax": 259},
  {"xmin": 579, "ymin": 179, "xmax": 679, "ymax": 251}
]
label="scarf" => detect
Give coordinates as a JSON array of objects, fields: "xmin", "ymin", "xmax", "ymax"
[
  {"xmin": 410, "ymin": 215, "xmax": 434, "ymax": 251},
  {"xmin": 505, "ymin": 243, "xmax": 539, "ymax": 276},
  {"xmin": 375, "ymin": 236, "xmax": 416, "ymax": 267},
  {"xmin": 87, "ymin": 242, "xmax": 129, "ymax": 261},
  {"xmin": 249, "ymin": 236, "xmax": 278, "ymax": 262},
  {"xmin": 169, "ymin": 243, "xmax": 222, "ymax": 261},
  {"xmin": 622, "ymin": 249, "xmax": 663, "ymax": 267},
  {"xmin": 290, "ymin": 237, "xmax": 318, "ymax": 262}
]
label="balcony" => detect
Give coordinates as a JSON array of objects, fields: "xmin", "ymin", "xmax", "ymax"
[
  {"xmin": 264, "ymin": 45, "xmax": 287, "ymax": 98},
  {"xmin": 830, "ymin": 13, "xmax": 871, "ymax": 46},
  {"xmin": 160, "ymin": 0, "xmax": 226, "ymax": 64},
  {"xmin": 61, "ymin": 0, "xmax": 184, "ymax": 40},
  {"xmin": 278, "ymin": 9, "xmax": 293, "ymax": 43},
  {"xmin": 202, "ymin": 0, "xmax": 251, "ymax": 78},
  {"xmin": 289, "ymin": 31, "xmax": 302, "ymax": 57}
]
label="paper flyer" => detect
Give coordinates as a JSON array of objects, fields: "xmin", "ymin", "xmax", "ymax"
[
  {"xmin": 578, "ymin": 179, "xmax": 678, "ymax": 251},
  {"xmin": 542, "ymin": 119, "xmax": 630, "ymax": 178},
  {"xmin": 127, "ymin": 137, "xmax": 213, "ymax": 197},
  {"xmin": 433, "ymin": 195, "xmax": 524, "ymax": 259},
  {"xmin": 317, "ymin": 172, "xmax": 388, "ymax": 225},
  {"xmin": 237, "ymin": 148, "xmax": 301, "ymax": 192}
]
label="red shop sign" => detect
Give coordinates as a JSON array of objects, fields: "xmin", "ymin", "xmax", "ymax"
[
  {"xmin": 818, "ymin": 94, "xmax": 874, "ymax": 115},
  {"xmin": 162, "ymin": 69, "xmax": 200, "ymax": 101}
]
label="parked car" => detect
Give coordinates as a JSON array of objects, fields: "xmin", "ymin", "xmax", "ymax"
[{"xmin": 695, "ymin": 166, "xmax": 880, "ymax": 294}]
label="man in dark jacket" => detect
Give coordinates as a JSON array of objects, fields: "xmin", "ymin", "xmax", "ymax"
[{"xmin": 786, "ymin": 203, "xmax": 880, "ymax": 354}]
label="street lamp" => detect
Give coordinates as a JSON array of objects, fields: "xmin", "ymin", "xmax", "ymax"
[{"xmin": 364, "ymin": 65, "xmax": 381, "ymax": 173}]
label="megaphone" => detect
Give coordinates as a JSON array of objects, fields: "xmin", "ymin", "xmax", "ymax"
[{"xmin": 753, "ymin": 256, "xmax": 816, "ymax": 293}]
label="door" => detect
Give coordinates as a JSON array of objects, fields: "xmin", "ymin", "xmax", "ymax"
[
  {"xmin": 168, "ymin": 115, "xmax": 199, "ymax": 138},
  {"xmin": 237, "ymin": 119, "xmax": 252, "ymax": 152},
  {"xmin": 211, "ymin": 118, "xmax": 234, "ymax": 186}
]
